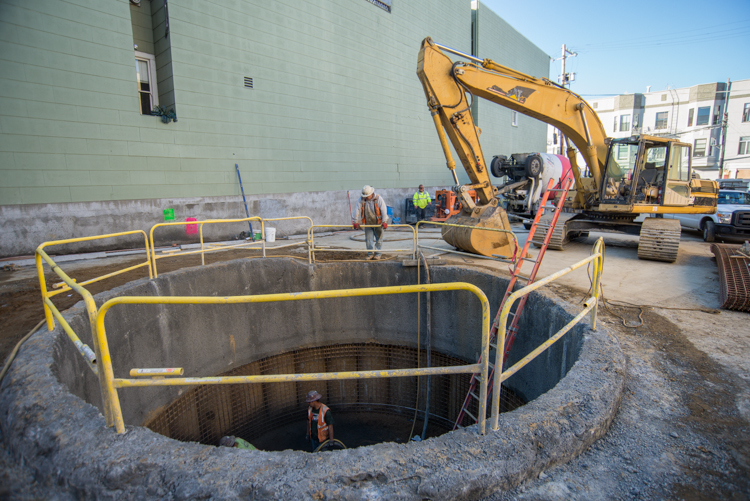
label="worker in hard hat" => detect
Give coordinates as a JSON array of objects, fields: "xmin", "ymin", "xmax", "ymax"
[
  {"xmin": 305, "ymin": 390, "xmax": 334, "ymax": 452},
  {"xmin": 412, "ymin": 184, "xmax": 432, "ymax": 223},
  {"xmin": 353, "ymin": 185, "xmax": 389, "ymax": 260},
  {"xmin": 219, "ymin": 435, "xmax": 257, "ymax": 450}
]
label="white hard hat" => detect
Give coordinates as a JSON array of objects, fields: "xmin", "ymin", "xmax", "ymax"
[{"xmin": 362, "ymin": 185, "xmax": 374, "ymax": 197}]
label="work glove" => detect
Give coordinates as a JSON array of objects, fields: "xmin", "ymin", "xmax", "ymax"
[
  {"xmin": 382, "ymin": 222, "xmax": 388, "ymax": 229},
  {"xmin": 353, "ymin": 223, "xmax": 360, "ymax": 230}
]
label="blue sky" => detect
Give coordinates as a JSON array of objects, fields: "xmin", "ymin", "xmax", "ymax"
[{"xmin": 481, "ymin": 0, "xmax": 750, "ymax": 97}]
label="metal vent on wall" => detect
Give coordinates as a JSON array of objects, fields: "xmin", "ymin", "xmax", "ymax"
[
  {"xmin": 365, "ymin": 0, "xmax": 391, "ymax": 13},
  {"xmin": 244, "ymin": 77, "xmax": 253, "ymax": 89}
]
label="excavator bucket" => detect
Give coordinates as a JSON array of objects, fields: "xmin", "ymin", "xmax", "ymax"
[{"xmin": 441, "ymin": 206, "xmax": 518, "ymax": 258}]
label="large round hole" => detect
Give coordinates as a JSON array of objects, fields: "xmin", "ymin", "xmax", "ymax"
[{"xmin": 144, "ymin": 343, "xmax": 526, "ymax": 450}]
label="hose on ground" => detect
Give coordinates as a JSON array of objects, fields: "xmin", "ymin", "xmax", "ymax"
[{"xmin": 0, "ymin": 319, "xmax": 46, "ymax": 386}]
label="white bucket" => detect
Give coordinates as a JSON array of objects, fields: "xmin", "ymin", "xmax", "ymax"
[{"xmin": 264, "ymin": 227, "xmax": 276, "ymax": 243}]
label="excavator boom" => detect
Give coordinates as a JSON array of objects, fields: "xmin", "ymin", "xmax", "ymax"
[
  {"xmin": 417, "ymin": 37, "xmax": 606, "ymax": 206},
  {"xmin": 416, "ymin": 37, "xmax": 718, "ymax": 263}
]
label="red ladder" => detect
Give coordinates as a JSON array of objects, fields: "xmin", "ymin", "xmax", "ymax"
[{"xmin": 453, "ymin": 177, "xmax": 573, "ymax": 429}]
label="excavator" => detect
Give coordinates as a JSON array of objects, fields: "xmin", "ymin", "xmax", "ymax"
[{"xmin": 416, "ymin": 37, "xmax": 719, "ymax": 262}]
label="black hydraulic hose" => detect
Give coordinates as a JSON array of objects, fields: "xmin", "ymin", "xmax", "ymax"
[{"xmin": 419, "ymin": 250, "xmax": 432, "ymax": 440}]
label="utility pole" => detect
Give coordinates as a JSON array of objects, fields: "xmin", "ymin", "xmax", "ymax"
[
  {"xmin": 552, "ymin": 44, "xmax": 577, "ymax": 154},
  {"xmin": 718, "ymin": 78, "xmax": 732, "ymax": 180}
]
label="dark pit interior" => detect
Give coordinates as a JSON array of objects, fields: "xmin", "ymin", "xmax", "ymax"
[
  {"xmin": 56, "ymin": 258, "xmax": 585, "ymax": 451},
  {"xmin": 145, "ymin": 343, "xmax": 525, "ymax": 451}
]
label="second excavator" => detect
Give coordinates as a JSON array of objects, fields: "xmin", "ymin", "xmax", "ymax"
[{"xmin": 416, "ymin": 37, "xmax": 718, "ymax": 262}]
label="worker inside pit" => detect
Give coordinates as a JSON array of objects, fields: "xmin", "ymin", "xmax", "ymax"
[
  {"xmin": 219, "ymin": 435, "xmax": 257, "ymax": 450},
  {"xmin": 306, "ymin": 390, "xmax": 335, "ymax": 452}
]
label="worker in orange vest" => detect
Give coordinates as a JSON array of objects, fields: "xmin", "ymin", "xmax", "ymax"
[
  {"xmin": 353, "ymin": 185, "xmax": 389, "ymax": 260},
  {"xmin": 305, "ymin": 390, "xmax": 335, "ymax": 452}
]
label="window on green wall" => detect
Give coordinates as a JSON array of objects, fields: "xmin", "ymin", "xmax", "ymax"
[
  {"xmin": 135, "ymin": 51, "xmax": 158, "ymax": 115},
  {"xmin": 512, "ymin": 111, "xmax": 518, "ymax": 127}
]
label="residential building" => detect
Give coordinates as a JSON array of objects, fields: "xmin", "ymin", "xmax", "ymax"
[{"xmin": 551, "ymin": 80, "xmax": 750, "ymax": 179}]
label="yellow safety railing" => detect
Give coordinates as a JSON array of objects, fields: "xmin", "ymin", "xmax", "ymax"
[
  {"xmin": 149, "ymin": 217, "xmax": 314, "ymax": 276},
  {"xmin": 149, "ymin": 217, "xmax": 262, "ymax": 277},
  {"xmin": 415, "ymin": 220, "xmax": 521, "ymax": 262},
  {"xmin": 489, "ymin": 237, "xmax": 604, "ymax": 430},
  {"xmin": 197, "ymin": 217, "xmax": 313, "ymax": 263},
  {"xmin": 94, "ymin": 283, "xmax": 491, "ymax": 435},
  {"xmin": 254, "ymin": 216, "xmax": 314, "ymax": 256},
  {"xmin": 306, "ymin": 224, "xmax": 417, "ymax": 263},
  {"xmin": 35, "ymin": 231, "xmax": 154, "ymax": 416}
]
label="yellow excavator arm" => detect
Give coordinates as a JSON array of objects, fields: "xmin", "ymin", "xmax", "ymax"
[{"xmin": 417, "ymin": 37, "xmax": 606, "ymax": 206}]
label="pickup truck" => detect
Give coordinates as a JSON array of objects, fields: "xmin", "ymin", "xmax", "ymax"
[{"xmin": 668, "ymin": 189, "xmax": 750, "ymax": 242}]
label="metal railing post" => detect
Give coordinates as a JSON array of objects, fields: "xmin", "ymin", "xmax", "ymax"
[{"xmin": 490, "ymin": 239, "xmax": 605, "ymax": 431}]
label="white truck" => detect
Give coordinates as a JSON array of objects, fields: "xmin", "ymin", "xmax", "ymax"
[{"xmin": 668, "ymin": 189, "xmax": 750, "ymax": 242}]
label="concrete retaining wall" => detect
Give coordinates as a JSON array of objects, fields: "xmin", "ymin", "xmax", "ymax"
[
  {"xmin": 0, "ymin": 187, "xmax": 442, "ymax": 257},
  {"xmin": 0, "ymin": 259, "xmax": 625, "ymax": 500}
]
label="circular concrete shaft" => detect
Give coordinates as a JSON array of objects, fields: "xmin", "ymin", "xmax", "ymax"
[{"xmin": 0, "ymin": 259, "xmax": 625, "ymax": 499}]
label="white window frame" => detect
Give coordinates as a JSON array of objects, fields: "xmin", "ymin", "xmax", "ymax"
[
  {"xmin": 655, "ymin": 111, "xmax": 669, "ymax": 129},
  {"xmin": 135, "ymin": 51, "xmax": 158, "ymax": 115},
  {"xmin": 511, "ymin": 110, "xmax": 518, "ymax": 127},
  {"xmin": 693, "ymin": 138, "xmax": 707, "ymax": 157},
  {"xmin": 739, "ymin": 136, "xmax": 750, "ymax": 155},
  {"xmin": 696, "ymin": 106, "xmax": 710, "ymax": 126},
  {"xmin": 619, "ymin": 114, "xmax": 631, "ymax": 132}
]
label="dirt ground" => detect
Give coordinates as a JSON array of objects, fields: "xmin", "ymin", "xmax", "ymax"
[{"xmin": 1, "ymin": 230, "xmax": 749, "ymax": 500}]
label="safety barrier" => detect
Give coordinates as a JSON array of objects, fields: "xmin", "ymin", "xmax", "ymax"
[
  {"xmin": 94, "ymin": 283, "xmax": 492, "ymax": 435},
  {"xmin": 149, "ymin": 216, "xmax": 313, "ymax": 277},
  {"xmin": 35, "ymin": 231, "xmax": 153, "ymax": 398},
  {"xmin": 489, "ymin": 237, "xmax": 604, "ymax": 431},
  {"xmin": 307, "ymin": 224, "xmax": 417, "ymax": 263},
  {"xmin": 415, "ymin": 220, "xmax": 521, "ymax": 262},
  {"xmin": 33, "ymin": 222, "xmax": 602, "ymax": 438}
]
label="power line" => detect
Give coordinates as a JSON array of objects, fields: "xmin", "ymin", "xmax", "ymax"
[
  {"xmin": 575, "ymin": 27, "xmax": 750, "ymax": 53},
  {"xmin": 576, "ymin": 20, "xmax": 750, "ymax": 48}
]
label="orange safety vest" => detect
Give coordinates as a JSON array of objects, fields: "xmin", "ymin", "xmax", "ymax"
[
  {"xmin": 307, "ymin": 404, "xmax": 330, "ymax": 442},
  {"xmin": 360, "ymin": 194, "xmax": 382, "ymax": 225}
]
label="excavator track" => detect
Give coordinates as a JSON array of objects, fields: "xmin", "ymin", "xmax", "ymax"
[
  {"xmin": 710, "ymin": 244, "xmax": 750, "ymax": 312},
  {"xmin": 637, "ymin": 218, "xmax": 681, "ymax": 262},
  {"xmin": 532, "ymin": 213, "xmax": 577, "ymax": 250}
]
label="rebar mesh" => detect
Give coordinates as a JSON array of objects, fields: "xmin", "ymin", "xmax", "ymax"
[{"xmin": 145, "ymin": 343, "xmax": 525, "ymax": 447}]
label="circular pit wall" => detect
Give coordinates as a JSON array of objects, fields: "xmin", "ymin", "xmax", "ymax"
[{"xmin": 0, "ymin": 258, "xmax": 625, "ymax": 500}]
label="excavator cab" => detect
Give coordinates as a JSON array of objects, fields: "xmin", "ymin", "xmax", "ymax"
[
  {"xmin": 600, "ymin": 135, "xmax": 715, "ymax": 212},
  {"xmin": 601, "ymin": 136, "xmax": 670, "ymax": 207}
]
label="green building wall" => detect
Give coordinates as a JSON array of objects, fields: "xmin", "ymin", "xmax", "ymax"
[
  {"xmin": 472, "ymin": 2, "xmax": 550, "ymax": 158},
  {"xmin": 0, "ymin": 0, "xmax": 548, "ymax": 256}
]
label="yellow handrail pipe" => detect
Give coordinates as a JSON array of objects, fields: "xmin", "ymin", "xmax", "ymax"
[{"xmin": 95, "ymin": 282, "xmax": 491, "ymax": 435}]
